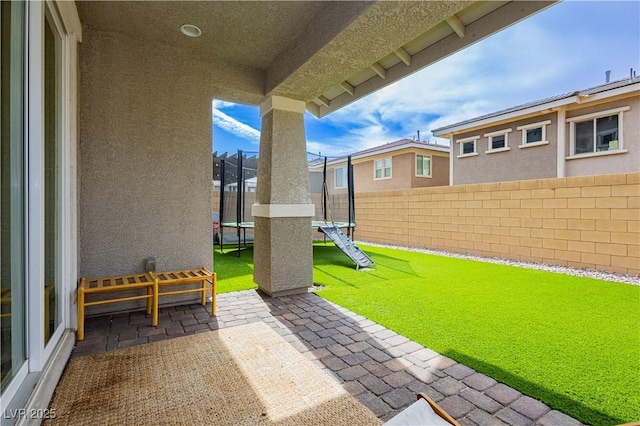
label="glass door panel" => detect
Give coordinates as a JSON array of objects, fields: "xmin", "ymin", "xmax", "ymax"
[
  {"xmin": 1, "ymin": 0, "xmax": 26, "ymax": 393},
  {"xmin": 44, "ymin": 5, "xmax": 62, "ymax": 345}
]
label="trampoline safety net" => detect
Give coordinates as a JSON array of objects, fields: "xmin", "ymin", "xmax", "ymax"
[{"xmin": 214, "ymin": 150, "xmax": 358, "ymax": 253}]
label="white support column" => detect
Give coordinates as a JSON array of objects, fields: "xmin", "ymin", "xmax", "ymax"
[
  {"xmin": 252, "ymin": 95, "xmax": 314, "ymax": 296},
  {"xmin": 448, "ymin": 136, "xmax": 454, "ymax": 186},
  {"xmin": 557, "ymin": 108, "xmax": 566, "ymax": 178}
]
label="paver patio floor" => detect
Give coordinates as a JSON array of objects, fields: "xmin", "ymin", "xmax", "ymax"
[{"xmin": 73, "ymin": 290, "xmax": 583, "ymax": 426}]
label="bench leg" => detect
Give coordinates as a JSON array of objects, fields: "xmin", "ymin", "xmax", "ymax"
[
  {"xmin": 200, "ymin": 279, "xmax": 206, "ymax": 306},
  {"xmin": 152, "ymin": 278, "xmax": 159, "ymax": 326},
  {"xmin": 77, "ymin": 286, "xmax": 85, "ymax": 341},
  {"xmin": 146, "ymin": 286, "xmax": 152, "ymax": 315},
  {"xmin": 212, "ymin": 273, "xmax": 217, "ymax": 316}
]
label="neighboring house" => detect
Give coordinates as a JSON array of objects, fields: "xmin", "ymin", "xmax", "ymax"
[
  {"xmin": 315, "ymin": 139, "xmax": 450, "ymax": 193},
  {"xmin": 432, "ymin": 76, "xmax": 640, "ymax": 185}
]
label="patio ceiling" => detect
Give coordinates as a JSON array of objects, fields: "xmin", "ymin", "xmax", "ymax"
[{"xmin": 77, "ymin": 1, "xmax": 556, "ymax": 117}]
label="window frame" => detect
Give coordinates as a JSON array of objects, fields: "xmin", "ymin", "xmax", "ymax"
[
  {"xmin": 374, "ymin": 157, "xmax": 392, "ymax": 180},
  {"xmin": 415, "ymin": 154, "xmax": 432, "ymax": 178},
  {"xmin": 456, "ymin": 136, "xmax": 479, "ymax": 158},
  {"xmin": 567, "ymin": 106, "xmax": 629, "ymax": 159},
  {"xmin": 373, "ymin": 157, "xmax": 393, "ymax": 180},
  {"xmin": 517, "ymin": 120, "xmax": 551, "ymax": 148},
  {"xmin": 484, "ymin": 128, "xmax": 512, "ymax": 154}
]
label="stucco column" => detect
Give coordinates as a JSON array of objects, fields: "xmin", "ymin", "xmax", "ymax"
[{"xmin": 252, "ymin": 95, "xmax": 314, "ymax": 296}]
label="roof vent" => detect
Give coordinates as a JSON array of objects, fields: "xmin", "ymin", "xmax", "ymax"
[{"xmin": 605, "ymin": 70, "xmax": 611, "ymax": 83}]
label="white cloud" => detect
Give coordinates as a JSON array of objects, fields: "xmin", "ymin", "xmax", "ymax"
[
  {"xmin": 212, "ymin": 100, "xmax": 236, "ymax": 109},
  {"xmin": 212, "ymin": 108, "xmax": 260, "ymax": 144}
]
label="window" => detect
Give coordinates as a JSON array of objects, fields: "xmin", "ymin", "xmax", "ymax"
[
  {"xmin": 517, "ymin": 120, "xmax": 550, "ymax": 148},
  {"xmin": 335, "ymin": 166, "xmax": 347, "ymax": 188},
  {"xmin": 462, "ymin": 141, "xmax": 475, "ymax": 154},
  {"xmin": 491, "ymin": 135, "xmax": 505, "ymax": 150},
  {"xmin": 415, "ymin": 155, "xmax": 431, "ymax": 177},
  {"xmin": 576, "ymin": 115, "xmax": 617, "ymax": 153},
  {"xmin": 374, "ymin": 157, "xmax": 391, "ymax": 179},
  {"xmin": 484, "ymin": 129, "xmax": 512, "ymax": 153},
  {"xmin": 456, "ymin": 136, "xmax": 479, "ymax": 158},
  {"xmin": 526, "ymin": 128, "xmax": 542, "ymax": 143},
  {"xmin": 567, "ymin": 107, "xmax": 629, "ymax": 157}
]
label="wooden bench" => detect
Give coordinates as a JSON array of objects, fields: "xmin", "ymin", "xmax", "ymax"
[
  {"xmin": 149, "ymin": 267, "xmax": 216, "ymax": 317},
  {"xmin": 77, "ymin": 273, "xmax": 157, "ymax": 340},
  {"xmin": 77, "ymin": 267, "xmax": 216, "ymax": 341}
]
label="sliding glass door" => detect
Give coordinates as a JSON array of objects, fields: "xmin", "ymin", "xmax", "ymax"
[
  {"xmin": 0, "ymin": 0, "xmax": 26, "ymax": 393},
  {"xmin": 44, "ymin": 2, "xmax": 63, "ymax": 345}
]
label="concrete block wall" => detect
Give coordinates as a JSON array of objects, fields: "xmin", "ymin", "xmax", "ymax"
[{"xmin": 355, "ymin": 173, "xmax": 640, "ymax": 275}]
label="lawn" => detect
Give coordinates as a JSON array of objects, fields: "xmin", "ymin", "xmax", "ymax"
[{"xmin": 214, "ymin": 243, "xmax": 640, "ymax": 425}]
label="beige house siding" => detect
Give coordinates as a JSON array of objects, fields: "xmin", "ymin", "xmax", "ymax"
[
  {"xmin": 564, "ymin": 97, "xmax": 640, "ymax": 177},
  {"xmin": 452, "ymin": 113, "xmax": 557, "ymax": 185},
  {"xmin": 79, "ymin": 29, "xmax": 213, "ymax": 286},
  {"xmin": 448, "ymin": 90, "xmax": 639, "ymax": 185},
  {"xmin": 348, "ymin": 148, "xmax": 449, "ymax": 192},
  {"xmin": 355, "ymin": 172, "xmax": 640, "ymax": 275}
]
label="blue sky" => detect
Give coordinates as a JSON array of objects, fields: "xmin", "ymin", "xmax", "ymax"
[{"xmin": 212, "ymin": 1, "xmax": 640, "ymax": 157}]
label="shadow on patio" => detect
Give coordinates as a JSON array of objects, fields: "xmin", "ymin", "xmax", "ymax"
[{"xmin": 66, "ymin": 291, "xmax": 582, "ymax": 425}]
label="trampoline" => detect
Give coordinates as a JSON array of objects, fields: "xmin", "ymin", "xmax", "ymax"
[{"xmin": 215, "ymin": 150, "xmax": 373, "ymax": 268}]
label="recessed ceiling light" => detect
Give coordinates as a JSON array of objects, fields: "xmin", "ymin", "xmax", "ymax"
[{"xmin": 180, "ymin": 24, "xmax": 201, "ymax": 38}]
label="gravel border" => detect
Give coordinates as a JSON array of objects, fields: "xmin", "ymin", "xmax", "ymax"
[{"xmin": 358, "ymin": 241, "xmax": 640, "ymax": 286}]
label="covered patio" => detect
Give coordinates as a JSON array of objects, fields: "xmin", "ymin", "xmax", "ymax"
[
  {"xmin": 67, "ymin": 290, "xmax": 582, "ymax": 425},
  {"xmin": 3, "ymin": 0, "xmax": 566, "ymax": 422}
]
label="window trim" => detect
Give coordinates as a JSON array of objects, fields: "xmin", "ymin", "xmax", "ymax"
[
  {"xmin": 373, "ymin": 157, "xmax": 392, "ymax": 180},
  {"xmin": 415, "ymin": 154, "xmax": 432, "ymax": 178},
  {"xmin": 456, "ymin": 136, "xmax": 479, "ymax": 158},
  {"xmin": 517, "ymin": 120, "xmax": 551, "ymax": 148},
  {"xmin": 566, "ymin": 106, "xmax": 629, "ymax": 158},
  {"xmin": 484, "ymin": 128, "xmax": 512, "ymax": 154}
]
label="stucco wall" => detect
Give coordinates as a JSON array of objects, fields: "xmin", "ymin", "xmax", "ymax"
[
  {"xmin": 79, "ymin": 29, "xmax": 214, "ymax": 305},
  {"xmin": 355, "ymin": 173, "xmax": 640, "ymax": 275},
  {"xmin": 419, "ymin": 154, "xmax": 449, "ymax": 188},
  {"xmin": 452, "ymin": 113, "xmax": 557, "ymax": 185},
  {"xmin": 353, "ymin": 149, "xmax": 449, "ymax": 192},
  {"xmin": 564, "ymin": 97, "xmax": 640, "ymax": 177}
]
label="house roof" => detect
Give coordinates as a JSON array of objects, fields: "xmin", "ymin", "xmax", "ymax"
[
  {"xmin": 77, "ymin": 1, "xmax": 555, "ymax": 117},
  {"xmin": 351, "ymin": 138, "xmax": 450, "ymax": 158},
  {"xmin": 313, "ymin": 138, "xmax": 450, "ymax": 168},
  {"xmin": 432, "ymin": 76, "xmax": 640, "ymax": 136}
]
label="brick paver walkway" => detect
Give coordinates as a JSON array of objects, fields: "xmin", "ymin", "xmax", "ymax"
[{"xmin": 74, "ymin": 290, "xmax": 583, "ymax": 426}]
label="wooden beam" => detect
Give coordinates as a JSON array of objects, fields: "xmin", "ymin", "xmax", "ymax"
[
  {"xmin": 446, "ymin": 14, "xmax": 466, "ymax": 38},
  {"xmin": 394, "ymin": 47, "xmax": 411, "ymax": 66},
  {"xmin": 370, "ymin": 62, "xmax": 386, "ymax": 79},
  {"xmin": 339, "ymin": 81, "xmax": 355, "ymax": 96}
]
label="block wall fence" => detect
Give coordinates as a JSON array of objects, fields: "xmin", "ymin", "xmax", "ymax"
[{"xmin": 354, "ymin": 173, "xmax": 640, "ymax": 275}]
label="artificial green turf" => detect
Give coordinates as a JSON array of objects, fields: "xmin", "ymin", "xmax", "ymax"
[
  {"xmin": 214, "ymin": 242, "xmax": 640, "ymax": 425},
  {"xmin": 214, "ymin": 247, "xmax": 257, "ymax": 293}
]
